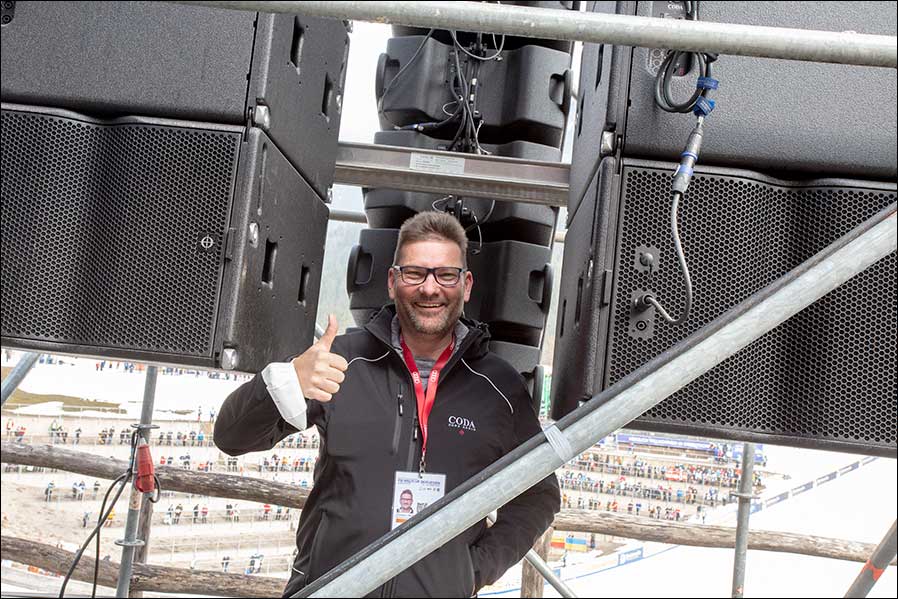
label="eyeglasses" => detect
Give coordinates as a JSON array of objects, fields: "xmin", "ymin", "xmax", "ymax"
[{"xmin": 392, "ymin": 265, "xmax": 466, "ymax": 287}]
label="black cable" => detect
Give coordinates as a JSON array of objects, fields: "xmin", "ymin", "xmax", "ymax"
[
  {"xmin": 653, "ymin": 3, "xmax": 717, "ymax": 114},
  {"xmin": 448, "ymin": 44, "xmax": 472, "ymax": 151},
  {"xmin": 468, "ymin": 210, "xmax": 483, "ymax": 255},
  {"xmin": 59, "ymin": 429, "xmax": 147, "ymax": 598},
  {"xmin": 641, "ymin": 191, "xmax": 693, "ymax": 325},
  {"xmin": 91, "ymin": 475, "xmax": 130, "ymax": 598},
  {"xmin": 654, "ymin": 51, "xmax": 716, "ymax": 113},
  {"xmin": 480, "ymin": 200, "xmax": 496, "ymax": 225},
  {"xmin": 58, "ymin": 473, "xmax": 128, "ymax": 599},
  {"xmin": 464, "ymin": 200, "xmax": 495, "ymax": 233},
  {"xmin": 449, "ymin": 29, "xmax": 505, "ymax": 61}
]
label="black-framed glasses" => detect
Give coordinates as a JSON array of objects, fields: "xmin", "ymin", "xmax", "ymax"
[{"xmin": 392, "ymin": 265, "xmax": 466, "ymax": 287}]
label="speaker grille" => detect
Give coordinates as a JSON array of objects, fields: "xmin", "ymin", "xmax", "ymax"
[
  {"xmin": 1, "ymin": 109, "xmax": 240, "ymax": 356},
  {"xmin": 610, "ymin": 164, "xmax": 896, "ymax": 452}
]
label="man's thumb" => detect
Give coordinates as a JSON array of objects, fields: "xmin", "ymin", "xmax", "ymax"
[{"xmin": 319, "ymin": 314, "xmax": 339, "ymax": 350}]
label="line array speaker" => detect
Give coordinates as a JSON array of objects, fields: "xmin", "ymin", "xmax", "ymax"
[
  {"xmin": 0, "ymin": 1, "xmax": 350, "ymax": 199},
  {"xmin": 569, "ymin": 1, "xmax": 897, "ymax": 222},
  {"xmin": 552, "ymin": 156, "xmax": 896, "ymax": 456},
  {"xmin": 1, "ymin": 105, "xmax": 328, "ymax": 372}
]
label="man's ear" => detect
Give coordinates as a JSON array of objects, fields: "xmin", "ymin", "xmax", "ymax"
[
  {"xmin": 388, "ymin": 267, "xmax": 396, "ymax": 301},
  {"xmin": 463, "ymin": 269, "xmax": 473, "ymax": 302}
]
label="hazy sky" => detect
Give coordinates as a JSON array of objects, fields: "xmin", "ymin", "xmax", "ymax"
[{"xmin": 331, "ymin": 22, "xmax": 391, "ymax": 212}]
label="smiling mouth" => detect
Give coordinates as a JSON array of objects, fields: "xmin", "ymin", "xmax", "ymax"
[{"xmin": 414, "ymin": 303, "xmax": 445, "ymax": 311}]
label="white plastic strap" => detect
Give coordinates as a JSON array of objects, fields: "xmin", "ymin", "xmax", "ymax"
[{"xmin": 543, "ymin": 425, "xmax": 576, "ymax": 464}]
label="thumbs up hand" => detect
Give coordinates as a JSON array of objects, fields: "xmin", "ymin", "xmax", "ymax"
[{"xmin": 292, "ymin": 314, "xmax": 348, "ymax": 402}]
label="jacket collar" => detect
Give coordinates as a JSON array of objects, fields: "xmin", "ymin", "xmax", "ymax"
[{"xmin": 364, "ymin": 304, "xmax": 491, "ymax": 361}]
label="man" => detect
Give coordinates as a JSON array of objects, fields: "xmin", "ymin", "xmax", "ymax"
[
  {"xmin": 215, "ymin": 211, "xmax": 559, "ymax": 597},
  {"xmin": 397, "ymin": 489, "xmax": 415, "ymax": 514}
]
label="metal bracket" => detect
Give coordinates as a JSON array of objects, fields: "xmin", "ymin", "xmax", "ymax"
[
  {"xmin": 600, "ymin": 130, "xmax": 615, "ymax": 156},
  {"xmin": 730, "ymin": 491, "xmax": 760, "ymax": 499},
  {"xmin": 334, "ymin": 142, "xmax": 569, "ymax": 206},
  {"xmin": 252, "ymin": 104, "xmax": 271, "ymax": 131}
]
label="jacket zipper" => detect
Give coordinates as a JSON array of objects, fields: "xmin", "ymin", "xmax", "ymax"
[
  {"xmin": 384, "ymin": 335, "xmax": 478, "ymax": 598},
  {"xmin": 391, "ymin": 384, "xmax": 403, "ymax": 455},
  {"xmin": 407, "ymin": 413, "xmax": 419, "ymax": 472}
]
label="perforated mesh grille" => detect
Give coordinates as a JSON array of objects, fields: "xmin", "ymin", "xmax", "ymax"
[
  {"xmin": 609, "ymin": 164, "xmax": 896, "ymax": 452},
  {"xmin": 1, "ymin": 109, "xmax": 240, "ymax": 356}
]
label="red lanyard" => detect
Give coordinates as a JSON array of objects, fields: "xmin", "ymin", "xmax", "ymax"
[{"xmin": 400, "ymin": 336, "xmax": 454, "ymax": 473}]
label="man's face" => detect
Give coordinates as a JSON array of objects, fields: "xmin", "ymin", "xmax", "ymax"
[
  {"xmin": 388, "ymin": 239, "xmax": 473, "ymax": 338},
  {"xmin": 400, "ymin": 492, "xmax": 413, "ymax": 507}
]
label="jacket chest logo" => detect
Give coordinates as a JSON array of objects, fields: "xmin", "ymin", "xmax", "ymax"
[{"xmin": 447, "ymin": 416, "xmax": 476, "ymax": 433}]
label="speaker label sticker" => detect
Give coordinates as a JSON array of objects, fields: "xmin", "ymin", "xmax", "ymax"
[{"xmin": 409, "ymin": 152, "xmax": 465, "ymax": 175}]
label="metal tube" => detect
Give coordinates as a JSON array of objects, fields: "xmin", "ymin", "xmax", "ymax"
[
  {"xmin": 171, "ymin": 1, "xmax": 897, "ymax": 68},
  {"xmin": 487, "ymin": 514, "xmax": 576, "ymax": 598},
  {"xmin": 328, "ymin": 208, "xmax": 367, "ymax": 224},
  {"xmin": 131, "ymin": 489, "xmax": 155, "ymax": 598},
  {"xmin": 115, "ymin": 365, "xmax": 158, "ymax": 598},
  {"xmin": 298, "ymin": 205, "xmax": 896, "ymax": 597},
  {"xmin": 524, "ymin": 547, "xmax": 576, "ymax": 598},
  {"xmin": 731, "ymin": 443, "xmax": 756, "ymax": 598},
  {"xmin": 845, "ymin": 520, "xmax": 898, "ymax": 598},
  {"xmin": 0, "ymin": 352, "xmax": 40, "ymax": 406}
]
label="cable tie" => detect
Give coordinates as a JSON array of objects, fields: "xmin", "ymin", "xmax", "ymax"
[
  {"xmin": 693, "ymin": 97, "xmax": 716, "ymax": 117},
  {"xmin": 543, "ymin": 425, "xmax": 576, "ymax": 464},
  {"xmin": 696, "ymin": 76, "xmax": 719, "ymax": 90}
]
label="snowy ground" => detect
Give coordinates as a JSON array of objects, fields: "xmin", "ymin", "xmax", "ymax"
[{"xmin": 485, "ymin": 446, "xmax": 897, "ymax": 598}]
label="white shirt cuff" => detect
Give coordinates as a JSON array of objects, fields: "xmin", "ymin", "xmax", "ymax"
[{"xmin": 261, "ymin": 362, "xmax": 307, "ymax": 431}]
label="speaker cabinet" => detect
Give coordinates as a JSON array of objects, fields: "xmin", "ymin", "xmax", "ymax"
[
  {"xmin": 1, "ymin": 105, "xmax": 328, "ymax": 372},
  {"xmin": 376, "ymin": 35, "xmax": 571, "ymax": 146},
  {"xmin": 0, "ymin": 1, "xmax": 350, "ymax": 199},
  {"xmin": 569, "ymin": 1, "xmax": 897, "ymax": 220},
  {"xmin": 552, "ymin": 156, "xmax": 897, "ymax": 456}
]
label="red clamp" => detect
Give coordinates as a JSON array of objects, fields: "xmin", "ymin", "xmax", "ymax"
[{"xmin": 135, "ymin": 441, "xmax": 156, "ymax": 494}]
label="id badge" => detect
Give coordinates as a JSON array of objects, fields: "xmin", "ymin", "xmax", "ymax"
[{"xmin": 391, "ymin": 470, "xmax": 446, "ymax": 530}]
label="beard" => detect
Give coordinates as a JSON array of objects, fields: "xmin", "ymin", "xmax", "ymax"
[{"xmin": 395, "ymin": 290, "xmax": 465, "ymax": 338}]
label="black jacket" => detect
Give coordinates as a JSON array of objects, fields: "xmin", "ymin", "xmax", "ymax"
[{"xmin": 214, "ymin": 306, "xmax": 560, "ymax": 597}]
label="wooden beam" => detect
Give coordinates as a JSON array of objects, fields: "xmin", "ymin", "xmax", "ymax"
[
  {"xmin": 2, "ymin": 440, "xmax": 309, "ymax": 508},
  {"xmin": 551, "ymin": 510, "xmax": 897, "ymax": 565},
  {"xmin": 1, "ymin": 535, "xmax": 284, "ymax": 597},
  {"xmin": 4, "ymin": 442, "xmax": 893, "ymax": 566}
]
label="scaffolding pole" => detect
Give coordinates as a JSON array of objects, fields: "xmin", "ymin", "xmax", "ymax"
[
  {"xmin": 731, "ymin": 443, "xmax": 756, "ymax": 598},
  {"xmin": 845, "ymin": 520, "xmax": 898, "ymax": 598},
  {"xmin": 486, "ymin": 514, "xmax": 577, "ymax": 598},
  {"xmin": 294, "ymin": 205, "xmax": 895, "ymax": 597},
  {"xmin": 0, "ymin": 352, "xmax": 40, "ymax": 406},
  {"xmin": 115, "ymin": 365, "xmax": 158, "ymax": 598},
  {"xmin": 172, "ymin": 1, "xmax": 897, "ymax": 68}
]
